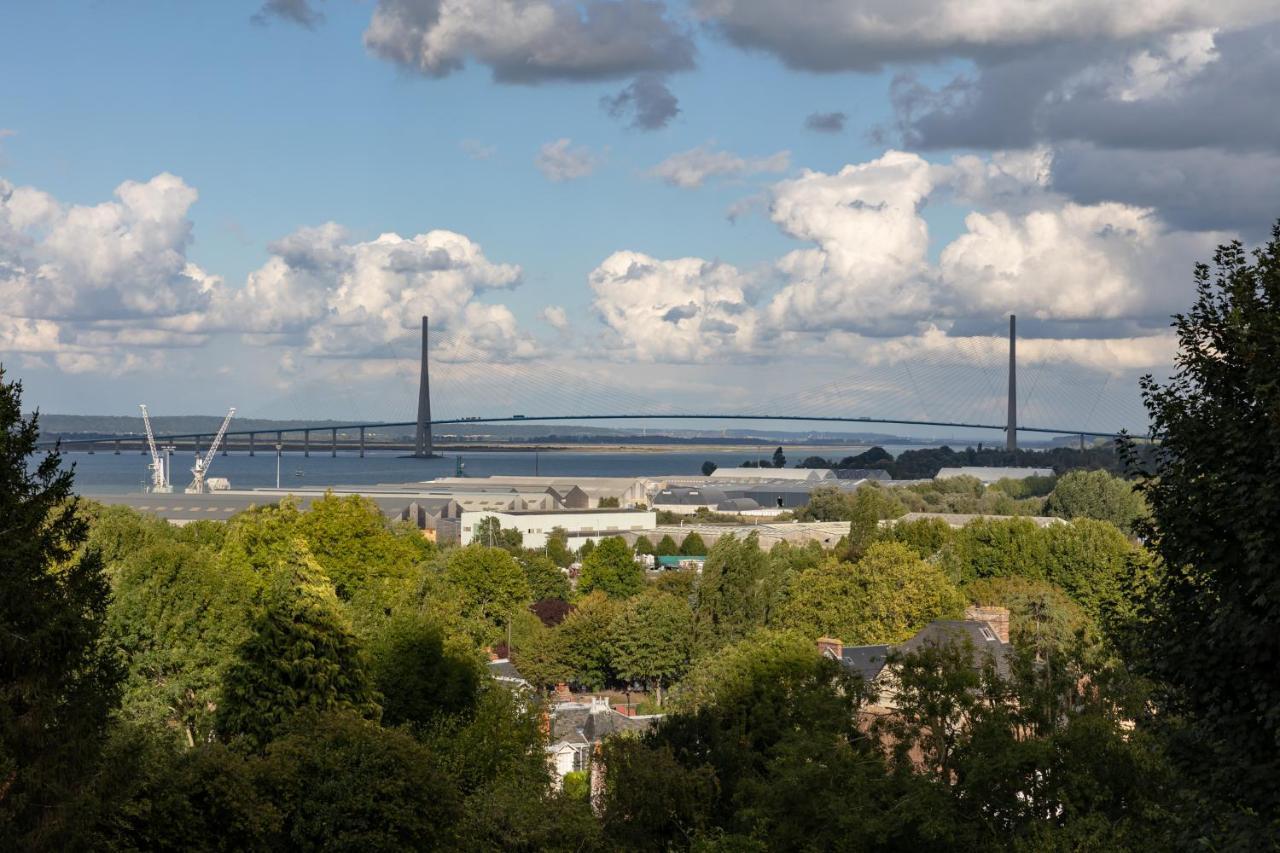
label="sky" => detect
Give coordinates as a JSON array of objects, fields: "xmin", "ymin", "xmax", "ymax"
[{"xmin": 3, "ymin": 0, "xmax": 1278, "ymax": 434}]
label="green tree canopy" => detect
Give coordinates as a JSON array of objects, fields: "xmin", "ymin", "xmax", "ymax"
[
  {"xmin": 368, "ymin": 613, "xmax": 481, "ymax": 729},
  {"xmin": 519, "ymin": 553, "xmax": 570, "ymax": 602},
  {"xmin": 632, "ymin": 535, "xmax": 655, "ymax": 555},
  {"xmin": 962, "ymin": 576, "xmax": 1092, "ymax": 653},
  {"xmin": 654, "ymin": 534, "xmax": 679, "ymax": 556},
  {"xmin": 1041, "ymin": 519, "xmax": 1135, "ymax": 621},
  {"xmin": 1121, "ymin": 227, "xmax": 1280, "ymax": 831},
  {"xmin": 678, "ymin": 531, "xmax": 707, "ymax": 556},
  {"xmin": 780, "ymin": 542, "xmax": 964, "ymax": 645},
  {"xmin": 880, "ymin": 516, "xmax": 955, "ymax": 559},
  {"xmin": 700, "ymin": 460, "xmax": 718, "ymax": 476},
  {"xmin": 1044, "ymin": 469, "xmax": 1146, "ymax": 532},
  {"xmin": 606, "ymin": 593, "xmax": 693, "ymax": 705},
  {"xmin": 556, "ymin": 592, "xmax": 621, "ymax": 690},
  {"xmin": 577, "ymin": 537, "xmax": 642, "ymax": 599},
  {"xmin": 444, "ymin": 545, "xmax": 532, "ymax": 628},
  {"xmin": 470, "ymin": 516, "xmax": 523, "ymax": 552},
  {"xmin": 0, "ymin": 368, "xmax": 121, "ymax": 849},
  {"xmin": 692, "ymin": 533, "xmax": 784, "ymax": 650},
  {"xmin": 215, "ymin": 540, "xmax": 380, "ymax": 750},
  {"xmin": 543, "ymin": 527, "xmax": 573, "ymax": 568},
  {"xmin": 294, "ymin": 493, "xmax": 431, "ymax": 600},
  {"xmin": 258, "ymin": 713, "xmax": 461, "ymax": 851},
  {"xmin": 941, "ymin": 517, "xmax": 1051, "ymax": 585},
  {"xmin": 108, "ymin": 539, "xmax": 259, "ymax": 745}
]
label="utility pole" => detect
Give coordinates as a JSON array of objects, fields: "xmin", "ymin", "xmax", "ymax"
[
  {"xmin": 1006, "ymin": 314, "xmax": 1017, "ymax": 452},
  {"xmin": 414, "ymin": 315, "xmax": 434, "ymax": 458},
  {"xmin": 275, "ymin": 441, "xmax": 283, "ymax": 489}
]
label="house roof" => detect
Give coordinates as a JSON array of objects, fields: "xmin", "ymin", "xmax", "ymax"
[
  {"xmin": 835, "ymin": 619, "xmax": 1013, "ymax": 682},
  {"xmin": 840, "ymin": 644, "xmax": 891, "ymax": 682},
  {"xmin": 899, "ymin": 620, "xmax": 1013, "ymax": 677},
  {"xmin": 548, "ymin": 699, "xmax": 661, "ymax": 747},
  {"xmin": 934, "ymin": 467, "xmax": 1055, "ymax": 483}
]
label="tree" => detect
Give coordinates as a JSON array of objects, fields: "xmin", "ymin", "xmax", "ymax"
[
  {"xmin": 368, "ymin": 614, "xmax": 481, "ymax": 729},
  {"xmin": 692, "ymin": 533, "xmax": 785, "ymax": 650},
  {"xmin": 701, "ymin": 460, "xmax": 718, "ymax": 476},
  {"xmin": 1040, "ymin": 519, "xmax": 1135, "ymax": 622},
  {"xmin": 545, "ymin": 527, "xmax": 573, "ymax": 568},
  {"xmin": 1121, "ymin": 226, "xmax": 1280, "ymax": 830},
  {"xmin": 941, "ymin": 517, "xmax": 1050, "ymax": 585},
  {"xmin": 1044, "ymin": 469, "xmax": 1146, "ymax": 532},
  {"xmin": 654, "ymin": 534, "xmax": 679, "ymax": 557},
  {"xmin": 577, "ymin": 539, "xmax": 595, "ymax": 560},
  {"xmin": 678, "ymin": 531, "xmax": 707, "ymax": 556},
  {"xmin": 881, "ymin": 516, "xmax": 954, "ymax": 559},
  {"xmin": 0, "ymin": 368, "xmax": 121, "ymax": 849},
  {"xmin": 557, "ymin": 593, "xmax": 621, "ymax": 689},
  {"xmin": 963, "ymin": 576, "xmax": 1091, "ymax": 654},
  {"xmin": 470, "ymin": 516, "xmax": 523, "ymax": 552},
  {"xmin": 632, "ymin": 535, "xmax": 655, "ymax": 556},
  {"xmin": 577, "ymin": 537, "xmax": 643, "ymax": 599},
  {"xmin": 295, "ymin": 493, "xmax": 431, "ymax": 600},
  {"xmin": 445, "ymin": 545, "xmax": 532, "ymax": 628},
  {"xmin": 779, "ymin": 542, "xmax": 964, "ymax": 645},
  {"xmin": 215, "ymin": 540, "xmax": 380, "ymax": 750},
  {"xmin": 258, "ymin": 713, "xmax": 461, "ymax": 851},
  {"xmin": 771, "ymin": 446, "xmax": 787, "ymax": 469},
  {"xmin": 108, "ymin": 540, "xmax": 259, "ymax": 745},
  {"xmin": 519, "ymin": 553, "xmax": 570, "ymax": 602},
  {"xmin": 597, "ymin": 496, "xmax": 620, "ymax": 508},
  {"xmin": 606, "ymin": 593, "xmax": 693, "ymax": 705}
]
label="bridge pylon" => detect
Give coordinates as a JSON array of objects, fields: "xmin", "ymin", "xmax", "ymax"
[
  {"xmin": 1006, "ymin": 313, "xmax": 1017, "ymax": 452},
  {"xmin": 413, "ymin": 315, "xmax": 435, "ymax": 458}
]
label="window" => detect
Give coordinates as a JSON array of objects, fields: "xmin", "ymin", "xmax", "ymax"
[{"xmin": 979, "ymin": 626, "xmax": 997, "ymax": 642}]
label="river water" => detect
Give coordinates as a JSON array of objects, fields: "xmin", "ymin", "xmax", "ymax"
[{"xmin": 64, "ymin": 444, "xmax": 931, "ymax": 496}]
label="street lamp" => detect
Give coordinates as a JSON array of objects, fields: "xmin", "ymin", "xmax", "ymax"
[{"xmin": 275, "ymin": 442, "xmax": 283, "ymax": 489}]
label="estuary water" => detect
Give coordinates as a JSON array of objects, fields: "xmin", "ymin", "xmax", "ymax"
[{"xmin": 64, "ymin": 445, "xmax": 930, "ymax": 496}]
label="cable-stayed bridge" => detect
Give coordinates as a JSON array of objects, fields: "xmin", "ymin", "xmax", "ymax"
[{"xmin": 45, "ymin": 314, "xmax": 1150, "ymax": 456}]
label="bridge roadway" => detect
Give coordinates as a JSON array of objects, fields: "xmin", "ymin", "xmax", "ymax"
[{"xmin": 41, "ymin": 412, "xmax": 1128, "ymax": 454}]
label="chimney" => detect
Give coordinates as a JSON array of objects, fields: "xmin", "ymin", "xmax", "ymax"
[
  {"xmin": 965, "ymin": 605, "xmax": 1011, "ymax": 644},
  {"xmin": 817, "ymin": 637, "xmax": 844, "ymax": 660}
]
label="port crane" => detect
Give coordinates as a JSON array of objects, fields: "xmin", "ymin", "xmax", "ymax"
[
  {"xmin": 139, "ymin": 404, "xmax": 172, "ymax": 493},
  {"xmin": 186, "ymin": 407, "xmax": 236, "ymax": 493}
]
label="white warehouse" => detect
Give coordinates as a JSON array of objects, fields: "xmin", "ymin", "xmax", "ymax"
[{"xmin": 459, "ymin": 508, "xmax": 657, "ymax": 549}]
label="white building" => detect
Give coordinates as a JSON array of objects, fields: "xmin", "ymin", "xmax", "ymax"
[
  {"xmin": 427, "ymin": 475, "xmax": 648, "ymax": 507},
  {"xmin": 459, "ymin": 507, "xmax": 657, "ymax": 548}
]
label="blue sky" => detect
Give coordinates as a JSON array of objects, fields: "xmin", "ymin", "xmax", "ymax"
[{"xmin": 3, "ymin": 1, "xmax": 1277, "ymax": 433}]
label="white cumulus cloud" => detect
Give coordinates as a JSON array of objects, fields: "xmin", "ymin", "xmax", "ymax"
[{"xmin": 590, "ymin": 250, "xmax": 760, "ymax": 361}]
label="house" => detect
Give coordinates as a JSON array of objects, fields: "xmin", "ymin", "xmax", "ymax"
[
  {"xmin": 486, "ymin": 658, "xmax": 533, "ymax": 692},
  {"xmin": 545, "ymin": 697, "xmax": 663, "ymax": 789},
  {"xmin": 820, "ymin": 605, "xmax": 1014, "ymax": 705}
]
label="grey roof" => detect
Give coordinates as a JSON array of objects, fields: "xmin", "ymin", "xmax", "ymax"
[
  {"xmin": 840, "ymin": 644, "xmax": 890, "ymax": 682},
  {"xmin": 716, "ymin": 497, "xmax": 761, "ymax": 511},
  {"xmin": 654, "ymin": 486, "xmax": 730, "ymax": 506},
  {"xmin": 486, "ymin": 659, "xmax": 529, "ymax": 685},
  {"xmin": 934, "ymin": 467, "xmax": 1055, "ymax": 483},
  {"xmin": 548, "ymin": 701, "xmax": 659, "ymax": 746},
  {"xmin": 899, "ymin": 620, "xmax": 1013, "ymax": 677},
  {"xmin": 836, "ymin": 619, "xmax": 1013, "ymax": 681}
]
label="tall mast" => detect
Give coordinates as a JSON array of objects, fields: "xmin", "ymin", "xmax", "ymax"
[{"xmin": 1006, "ymin": 314, "xmax": 1017, "ymax": 452}]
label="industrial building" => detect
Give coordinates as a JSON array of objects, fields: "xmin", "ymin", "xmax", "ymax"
[{"xmin": 459, "ymin": 508, "xmax": 656, "ymax": 549}]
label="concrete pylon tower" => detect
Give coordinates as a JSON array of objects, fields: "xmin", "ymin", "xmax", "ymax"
[
  {"xmin": 414, "ymin": 315, "xmax": 434, "ymax": 458},
  {"xmin": 1006, "ymin": 314, "xmax": 1017, "ymax": 452}
]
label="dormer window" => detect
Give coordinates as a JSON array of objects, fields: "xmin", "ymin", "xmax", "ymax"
[{"xmin": 979, "ymin": 626, "xmax": 997, "ymax": 642}]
